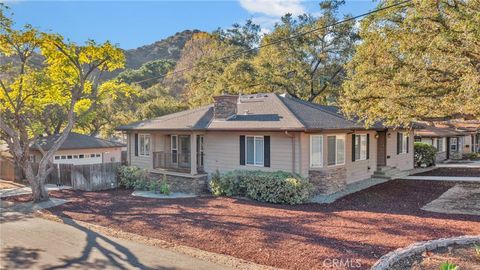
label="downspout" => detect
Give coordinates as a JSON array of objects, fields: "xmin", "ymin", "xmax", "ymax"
[{"xmin": 284, "ymin": 131, "xmax": 296, "ymax": 173}]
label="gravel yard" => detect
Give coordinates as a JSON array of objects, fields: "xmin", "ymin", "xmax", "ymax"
[{"xmin": 4, "ymin": 180, "xmax": 480, "ymax": 270}]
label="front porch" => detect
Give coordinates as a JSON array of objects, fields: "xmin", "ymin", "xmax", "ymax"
[{"xmin": 150, "ymin": 133, "xmax": 205, "ymax": 175}]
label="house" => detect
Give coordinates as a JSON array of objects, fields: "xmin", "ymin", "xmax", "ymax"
[
  {"xmin": 414, "ymin": 121, "xmax": 480, "ymax": 162},
  {"xmin": 117, "ymin": 93, "xmax": 414, "ymax": 195},
  {"xmin": 30, "ymin": 132, "xmax": 125, "ymax": 165}
]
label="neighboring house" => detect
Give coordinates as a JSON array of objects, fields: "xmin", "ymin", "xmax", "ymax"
[
  {"xmin": 415, "ymin": 121, "xmax": 480, "ymax": 162},
  {"xmin": 117, "ymin": 93, "xmax": 414, "ymax": 195},
  {"xmin": 30, "ymin": 132, "xmax": 125, "ymax": 165}
]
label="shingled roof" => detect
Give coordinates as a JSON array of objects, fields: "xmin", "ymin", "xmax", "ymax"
[
  {"xmin": 117, "ymin": 93, "xmax": 387, "ymax": 132},
  {"xmin": 31, "ymin": 132, "xmax": 125, "ymax": 151}
]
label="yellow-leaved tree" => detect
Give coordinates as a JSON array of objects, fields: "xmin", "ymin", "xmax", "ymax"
[{"xmin": 0, "ymin": 6, "xmax": 131, "ymax": 201}]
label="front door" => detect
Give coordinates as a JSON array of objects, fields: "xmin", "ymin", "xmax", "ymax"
[
  {"xmin": 178, "ymin": 135, "xmax": 190, "ymax": 168},
  {"xmin": 377, "ymin": 131, "xmax": 387, "ymax": 167}
]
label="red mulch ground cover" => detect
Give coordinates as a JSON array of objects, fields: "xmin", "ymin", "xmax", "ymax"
[
  {"xmin": 413, "ymin": 167, "xmax": 480, "ymax": 177},
  {"xmin": 4, "ymin": 180, "xmax": 480, "ymax": 270}
]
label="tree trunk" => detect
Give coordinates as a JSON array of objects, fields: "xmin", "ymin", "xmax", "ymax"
[
  {"xmin": 30, "ymin": 176, "xmax": 49, "ymax": 202},
  {"xmin": 24, "ymin": 163, "xmax": 50, "ymax": 202}
]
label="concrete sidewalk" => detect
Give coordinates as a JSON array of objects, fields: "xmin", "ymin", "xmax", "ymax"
[
  {"xmin": 1, "ymin": 210, "xmax": 234, "ymax": 270},
  {"xmin": 402, "ymin": 176, "xmax": 480, "ymax": 182}
]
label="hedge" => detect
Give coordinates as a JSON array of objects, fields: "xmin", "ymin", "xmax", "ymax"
[{"xmin": 209, "ymin": 170, "xmax": 313, "ymax": 204}]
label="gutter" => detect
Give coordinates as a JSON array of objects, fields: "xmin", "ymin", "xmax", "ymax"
[{"xmin": 284, "ymin": 131, "xmax": 296, "ymax": 174}]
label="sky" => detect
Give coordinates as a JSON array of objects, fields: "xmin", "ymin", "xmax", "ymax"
[{"xmin": 5, "ymin": 0, "xmax": 378, "ymax": 49}]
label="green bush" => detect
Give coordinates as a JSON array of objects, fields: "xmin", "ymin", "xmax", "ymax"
[
  {"xmin": 209, "ymin": 170, "xmax": 313, "ymax": 204},
  {"xmin": 159, "ymin": 174, "xmax": 170, "ymax": 195},
  {"xmin": 439, "ymin": 261, "xmax": 458, "ymax": 270},
  {"xmin": 464, "ymin": 152, "xmax": 480, "ymax": 160},
  {"xmin": 149, "ymin": 179, "xmax": 160, "ymax": 193},
  {"xmin": 414, "ymin": 142, "xmax": 437, "ymax": 167},
  {"xmin": 118, "ymin": 166, "xmax": 150, "ymax": 190}
]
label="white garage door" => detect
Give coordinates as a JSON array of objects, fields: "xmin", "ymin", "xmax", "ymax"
[{"xmin": 53, "ymin": 153, "xmax": 103, "ymax": 165}]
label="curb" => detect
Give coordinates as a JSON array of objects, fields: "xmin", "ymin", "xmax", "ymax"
[{"xmin": 371, "ymin": 235, "xmax": 480, "ymax": 269}]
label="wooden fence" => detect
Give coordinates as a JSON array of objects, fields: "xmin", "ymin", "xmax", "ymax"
[
  {"xmin": 0, "ymin": 158, "xmax": 22, "ymax": 182},
  {"xmin": 0, "ymin": 160, "xmax": 121, "ymax": 191}
]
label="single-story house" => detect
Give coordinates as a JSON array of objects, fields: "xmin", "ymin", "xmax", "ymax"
[
  {"xmin": 415, "ymin": 121, "xmax": 480, "ymax": 162},
  {"xmin": 117, "ymin": 93, "xmax": 414, "ymax": 195},
  {"xmin": 30, "ymin": 132, "xmax": 125, "ymax": 165}
]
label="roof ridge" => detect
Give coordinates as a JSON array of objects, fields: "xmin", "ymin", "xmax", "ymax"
[
  {"xmin": 289, "ymin": 97, "xmax": 351, "ymax": 121},
  {"xmin": 146, "ymin": 105, "xmax": 212, "ymax": 123},
  {"xmin": 273, "ymin": 93, "xmax": 306, "ymax": 128}
]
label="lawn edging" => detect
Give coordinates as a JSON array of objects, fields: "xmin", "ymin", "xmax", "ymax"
[
  {"xmin": 371, "ymin": 235, "xmax": 480, "ymax": 270},
  {"xmin": 36, "ymin": 211, "xmax": 277, "ymax": 270}
]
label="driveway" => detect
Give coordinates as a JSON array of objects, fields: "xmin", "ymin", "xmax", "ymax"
[{"xmin": 0, "ymin": 210, "xmax": 232, "ymax": 270}]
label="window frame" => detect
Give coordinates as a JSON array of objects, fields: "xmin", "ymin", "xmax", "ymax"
[
  {"xmin": 245, "ymin": 135, "xmax": 264, "ymax": 166},
  {"xmin": 327, "ymin": 134, "xmax": 346, "ymax": 166},
  {"xmin": 354, "ymin": 134, "xmax": 368, "ymax": 161},
  {"xmin": 171, "ymin": 135, "xmax": 178, "ymax": 163},
  {"xmin": 138, "ymin": 133, "xmax": 151, "ymax": 157},
  {"xmin": 398, "ymin": 132, "xmax": 409, "ymax": 154},
  {"xmin": 310, "ymin": 135, "xmax": 323, "ymax": 168}
]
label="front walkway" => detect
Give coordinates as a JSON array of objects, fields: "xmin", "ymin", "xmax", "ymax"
[
  {"xmin": 421, "ymin": 183, "xmax": 480, "ymax": 216},
  {"xmin": 402, "ymin": 176, "xmax": 480, "ymax": 182},
  {"xmin": 0, "ymin": 184, "xmax": 71, "ymax": 198},
  {"xmin": 1, "ymin": 206, "xmax": 234, "ymax": 270},
  {"xmin": 437, "ymin": 160, "xmax": 480, "ymax": 168}
]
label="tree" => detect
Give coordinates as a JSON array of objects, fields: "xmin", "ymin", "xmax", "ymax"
[
  {"xmin": 254, "ymin": 1, "xmax": 358, "ymax": 102},
  {"xmin": 0, "ymin": 8, "xmax": 125, "ymax": 201},
  {"xmin": 117, "ymin": 59, "xmax": 175, "ymax": 89},
  {"xmin": 340, "ymin": 0, "xmax": 480, "ymax": 127}
]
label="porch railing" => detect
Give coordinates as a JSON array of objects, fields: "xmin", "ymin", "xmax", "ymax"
[{"xmin": 153, "ymin": 151, "xmax": 204, "ymax": 172}]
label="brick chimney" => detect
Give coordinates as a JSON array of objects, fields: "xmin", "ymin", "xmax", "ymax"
[{"xmin": 213, "ymin": 94, "xmax": 238, "ymax": 120}]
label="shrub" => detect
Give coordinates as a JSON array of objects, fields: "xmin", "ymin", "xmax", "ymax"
[
  {"xmin": 464, "ymin": 152, "xmax": 480, "ymax": 160},
  {"xmin": 209, "ymin": 170, "xmax": 313, "ymax": 204},
  {"xmin": 149, "ymin": 179, "xmax": 160, "ymax": 193},
  {"xmin": 118, "ymin": 166, "xmax": 150, "ymax": 190},
  {"xmin": 414, "ymin": 142, "xmax": 437, "ymax": 167},
  {"xmin": 159, "ymin": 174, "xmax": 170, "ymax": 195}
]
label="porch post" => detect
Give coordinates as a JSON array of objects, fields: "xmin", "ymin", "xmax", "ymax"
[{"xmin": 190, "ymin": 132, "xmax": 197, "ymax": 175}]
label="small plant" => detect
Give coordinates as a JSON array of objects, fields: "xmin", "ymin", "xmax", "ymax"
[
  {"xmin": 474, "ymin": 244, "xmax": 480, "ymax": 256},
  {"xmin": 159, "ymin": 174, "xmax": 170, "ymax": 195},
  {"xmin": 439, "ymin": 261, "xmax": 458, "ymax": 270}
]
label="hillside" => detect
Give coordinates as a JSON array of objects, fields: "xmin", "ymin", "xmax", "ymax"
[{"xmin": 124, "ymin": 29, "xmax": 201, "ymax": 70}]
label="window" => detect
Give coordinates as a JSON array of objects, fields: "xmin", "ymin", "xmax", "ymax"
[
  {"xmin": 95, "ymin": 154, "xmax": 101, "ymax": 158},
  {"xmin": 61, "ymin": 156, "xmax": 66, "ymax": 160},
  {"xmin": 310, "ymin": 135, "xmax": 323, "ymax": 167},
  {"xmin": 73, "ymin": 155, "xmax": 78, "ymax": 159},
  {"xmin": 246, "ymin": 136, "xmax": 264, "ymax": 166},
  {"xmin": 138, "ymin": 134, "xmax": 151, "ymax": 157},
  {"xmin": 171, "ymin": 135, "xmax": 178, "ymax": 163},
  {"xmin": 54, "ymin": 156, "xmax": 60, "ymax": 160},
  {"xmin": 67, "ymin": 155, "xmax": 72, "ymax": 159},
  {"xmin": 450, "ymin": 138, "xmax": 458, "ymax": 152},
  {"xmin": 398, "ymin": 132, "xmax": 409, "ymax": 154},
  {"xmin": 354, "ymin": 134, "xmax": 368, "ymax": 161},
  {"xmin": 90, "ymin": 154, "xmax": 95, "ymax": 158},
  {"xmin": 327, "ymin": 135, "xmax": 345, "ymax": 166},
  {"xmin": 79, "ymin": 154, "xmax": 84, "ymax": 159},
  {"xmin": 436, "ymin": 138, "xmax": 444, "ymax": 152}
]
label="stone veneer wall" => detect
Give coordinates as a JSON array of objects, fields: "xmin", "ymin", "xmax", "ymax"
[
  {"xmin": 309, "ymin": 166, "xmax": 347, "ymax": 195},
  {"xmin": 150, "ymin": 172, "xmax": 208, "ymax": 194},
  {"xmin": 435, "ymin": 151, "xmax": 447, "ymax": 163}
]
